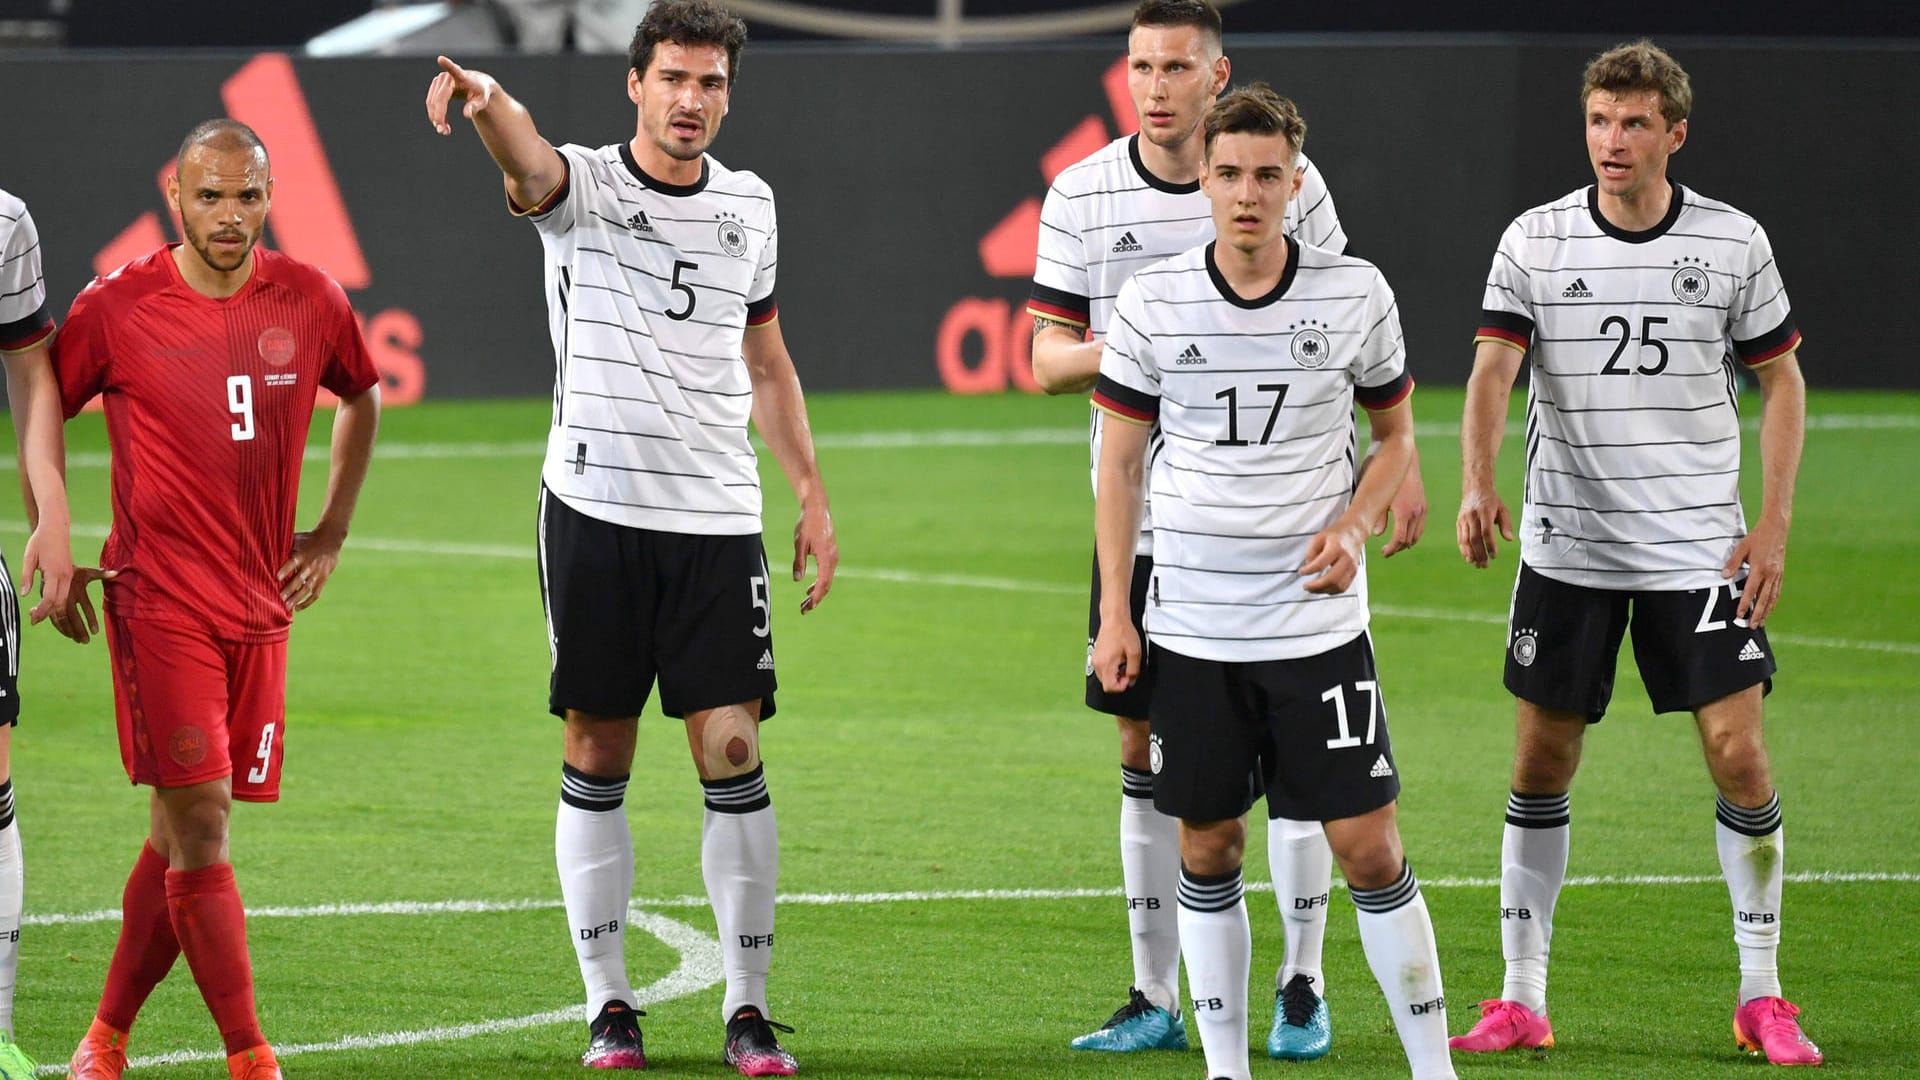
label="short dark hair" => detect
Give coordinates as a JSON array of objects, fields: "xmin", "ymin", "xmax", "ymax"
[
  {"xmin": 1204, "ymin": 83, "xmax": 1306, "ymax": 160},
  {"xmin": 177, "ymin": 118, "xmax": 268, "ymax": 171},
  {"xmin": 1131, "ymin": 0, "xmax": 1223, "ymax": 48},
  {"xmin": 629, "ymin": 0, "xmax": 749, "ymax": 85},
  {"xmin": 1581, "ymin": 39, "xmax": 1692, "ymax": 127}
]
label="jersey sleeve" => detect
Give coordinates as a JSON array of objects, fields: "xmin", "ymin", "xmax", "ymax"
[
  {"xmin": 1474, "ymin": 219, "xmax": 1534, "ymax": 355},
  {"xmin": 1289, "ymin": 154, "xmax": 1348, "ymax": 254},
  {"xmin": 510, "ymin": 143, "xmax": 594, "ymax": 234},
  {"xmin": 1029, "ymin": 182, "xmax": 1091, "ymax": 329},
  {"xmin": 49, "ymin": 279, "xmax": 111, "ymax": 418},
  {"xmin": 1352, "ymin": 267, "xmax": 1413, "ymax": 410},
  {"xmin": 0, "ymin": 204, "xmax": 54, "ymax": 354},
  {"xmin": 746, "ymin": 196, "xmax": 778, "ymax": 327},
  {"xmin": 318, "ymin": 274, "xmax": 381, "ymax": 397},
  {"xmin": 1091, "ymin": 278, "xmax": 1159, "ymax": 425},
  {"xmin": 1728, "ymin": 221, "xmax": 1800, "ymax": 368}
]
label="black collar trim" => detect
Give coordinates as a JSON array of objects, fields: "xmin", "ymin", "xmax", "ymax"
[
  {"xmin": 622, "ymin": 142, "xmax": 709, "ymax": 197},
  {"xmin": 1587, "ymin": 179, "xmax": 1684, "ymax": 243},
  {"xmin": 1129, "ymin": 134, "xmax": 1200, "ymax": 195},
  {"xmin": 1206, "ymin": 238, "xmax": 1297, "ymax": 309}
]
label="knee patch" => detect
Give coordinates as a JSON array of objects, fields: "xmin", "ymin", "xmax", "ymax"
[{"xmin": 697, "ymin": 705, "xmax": 761, "ymax": 777}]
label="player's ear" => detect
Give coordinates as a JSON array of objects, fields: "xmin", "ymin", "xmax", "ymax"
[
  {"xmin": 1211, "ymin": 53, "xmax": 1230, "ymax": 96},
  {"xmin": 627, "ymin": 67, "xmax": 643, "ymax": 105},
  {"xmin": 1667, "ymin": 117, "xmax": 1687, "ymax": 154},
  {"xmin": 263, "ymin": 177, "xmax": 275, "ymax": 210}
]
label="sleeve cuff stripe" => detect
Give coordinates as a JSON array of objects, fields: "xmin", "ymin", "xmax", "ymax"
[
  {"xmin": 0, "ymin": 321, "xmax": 54, "ymax": 354},
  {"xmin": 1357, "ymin": 376, "xmax": 1415, "ymax": 412},
  {"xmin": 746, "ymin": 303, "xmax": 779, "ymax": 327},
  {"xmin": 508, "ymin": 172, "xmax": 570, "ymax": 218},
  {"xmin": 1740, "ymin": 329, "xmax": 1801, "ymax": 368},
  {"xmin": 1027, "ymin": 300, "xmax": 1089, "ymax": 327},
  {"xmin": 1092, "ymin": 393, "xmax": 1155, "ymax": 424},
  {"xmin": 1475, "ymin": 326, "xmax": 1530, "ymax": 350}
]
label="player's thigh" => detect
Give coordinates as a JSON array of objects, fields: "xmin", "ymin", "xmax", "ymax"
[
  {"xmin": 1146, "ymin": 645, "xmax": 1263, "ymax": 823},
  {"xmin": 1262, "ymin": 632, "xmax": 1401, "ymax": 823},
  {"xmin": 0, "ymin": 550, "xmax": 18, "ymax": 730},
  {"xmin": 1628, "ymin": 579, "xmax": 1776, "ymax": 715},
  {"xmin": 1505, "ymin": 562, "xmax": 1630, "ymax": 722},
  {"xmin": 1086, "ymin": 553, "xmax": 1155, "ymax": 721},
  {"xmin": 107, "ymin": 614, "xmax": 235, "ymax": 790},
  {"xmin": 652, "ymin": 532, "xmax": 777, "ymax": 722},
  {"xmin": 539, "ymin": 486, "xmax": 657, "ymax": 719},
  {"xmin": 224, "ymin": 637, "xmax": 288, "ymax": 803}
]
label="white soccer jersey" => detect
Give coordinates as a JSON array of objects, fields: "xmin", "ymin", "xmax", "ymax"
[
  {"xmin": 1094, "ymin": 239, "xmax": 1412, "ymax": 663},
  {"xmin": 0, "ymin": 190, "xmax": 55, "ymax": 357},
  {"xmin": 522, "ymin": 142, "xmax": 778, "ymax": 535},
  {"xmin": 1476, "ymin": 183, "xmax": 1801, "ymax": 591},
  {"xmin": 1029, "ymin": 134, "xmax": 1345, "ymax": 555}
]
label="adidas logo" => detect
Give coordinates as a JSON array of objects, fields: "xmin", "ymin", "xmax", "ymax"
[
  {"xmin": 756, "ymin": 649, "xmax": 775, "ymax": 671},
  {"xmin": 1369, "ymin": 754, "xmax": 1394, "ymax": 779},
  {"xmin": 1738, "ymin": 638, "xmax": 1766, "ymax": 662},
  {"xmin": 1174, "ymin": 343, "xmax": 1207, "ymax": 366},
  {"xmin": 1111, "ymin": 230, "xmax": 1144, "ymax": 253},
  {"xmin": 1562, "ymin": 278, "xmax": 1593, "ymax": 298},
  {"xmin": 628, "ymin": 210, "xmax": 654, "ymax": 233}
]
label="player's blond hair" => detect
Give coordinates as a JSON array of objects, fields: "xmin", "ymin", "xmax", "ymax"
[
  {"xmin": 1203, "ymin": 83, "xmax": 1306, "ymax": 161},
  {"xmin": 1582, "ymin": 39, "xmax": 1692, "ymax": 127}
]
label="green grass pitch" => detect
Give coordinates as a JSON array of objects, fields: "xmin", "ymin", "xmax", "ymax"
[{"xmin": 6, "ymin": 385, "xmax": 1916, "ymax": 1078}]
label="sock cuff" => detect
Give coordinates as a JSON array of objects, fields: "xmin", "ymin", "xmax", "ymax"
[
  {"xmin": 702, "ymin": 764, "xmax": 771, "ymax": 814},
  {"xmin": 165, "ymin": 862, "xmax": 237, "ymax": 898},
  {"xmin": 0, "ymin": 778, "xmax": 13, "ymax": 831},
  {"xmin": 1716, "ymin": 792, "xmax": 1782, "ymax": 837},
  {"xmin": 1120, "ymin": 766, "xmax": 1154, "ymax": 800},
  {"xmin": 137, "ymin": 840, "xmax": 170, "ymax": 872},
  {"xmin": 1177, "ymin": 864, "xmax": 1243, "ymax": 912},
  {"xmin": 1350, "ymin": 861, "xmax": 1420, "ymax": 914},
  {"xmin": 561, "ymin": 763, "xmax": 630, "ymax": 812},
  {"xmin": 1506, "ymin": 789, "xmax": 1571, "ymax": 829}
]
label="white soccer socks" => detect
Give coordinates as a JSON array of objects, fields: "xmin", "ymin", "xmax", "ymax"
[
  {"xmin": 1352, "ymin": 863, "xmax": 1456, "ymax": 1080},
  {"xmin": 0, "ymin": 781, "xmax": 19, "ymax": 1037},
  {"xmin": 702, "ymin": 766, "xmax": 778, "ymax": 1020},
  {"xmin": 1177, "ymin": 865, "xmax": 1252, "ymax": 1080},
  {"xmin": 1500, "ymin": 790, "xmax": 1569, "ymax": 1014},
  {"xmin": 557, "ymin": 765, "xmax": 637, "ymax": 1017},
  {"xmin": 1120, "ymin": 766, "xmax": 1182, "ymax": 1011},
  {"xmin": 1716, "ymin": 792, "xmax": 1785, "ymax": 1003},
  {"xmin": 1268, "ymin": 815, "xmax": 1332, "ymax": 993}
]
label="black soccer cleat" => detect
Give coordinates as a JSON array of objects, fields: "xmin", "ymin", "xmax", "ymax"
[
  {"xmin": 581, "ymin": 1001, "xmax": 647, "ymax": 1070},
  {"xmin": 723, "ymin": 1006, "xmax": 798, "ymax": 1077}
]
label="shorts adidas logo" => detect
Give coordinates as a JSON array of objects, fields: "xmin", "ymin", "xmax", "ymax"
[
  {"xmin": 1738, "ymin": 638, "xmax": 1766, "ymax": 662},
  {"xmin": 1111, "ymin": 230, "xmax": 1144, "ymax": 254},
  {"xmin": 1369, "ymin": 754, "xmax": 1394, "ymax": 779},
  {"xmin": 1561, "ymin": 277, "xmax": 1593, "ymax": 298},
  {"xmin": 756, "ymin": 649, "xmax": 775, "ymax": 671}
]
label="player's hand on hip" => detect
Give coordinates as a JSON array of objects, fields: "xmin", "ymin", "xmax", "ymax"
[
  {"xmin": 1379, "ymin": 468, "xmax": 1429, "ymax": 558},
  {"xmin": 20, "ymin": 523, "xmax": 75, "ymax": 625},
  {"xmin": 427, "ymin": 56, "xmax": 498, "ymax": 136},
  {"xmin": 1301, "ymin": 521, "xmax": 1365, "ymax": 595},
  {"xmin": 1456, "ymin": 487, "xmax": 1513, "ymax": 569},
  {"xmin": 278, "ymin": 528, "xmax": 345, "ymax": 613},
  {"xmin": 1723, "ymin": 518, "xmax": 1788, "ymax": 627},
  {"xmin": 51, "ymin": 566, "xmax": 117, "ymax": 645},
  {"xmin": 793, "ymin": 503, "xmax": 836, "ymax": 614},
  {"xmin": 1091, "ymin": 618, "xmax": 1141, "ymax": 694}
]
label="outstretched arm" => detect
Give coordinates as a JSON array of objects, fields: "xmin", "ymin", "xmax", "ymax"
[
  {"xmin": 277, "ymin": 384, "xmax": 381, "ymax": 612},
  {"xmin": 744, "ymin": 319, "xmax": 836, "ymax": 614},
  {"xmin": 1723, "ymin": 352, "xmax": 1804, "ymax": 627},
  {"xmin": 426, "ymin": 56, "xmax": 566, "ymax": 213}
]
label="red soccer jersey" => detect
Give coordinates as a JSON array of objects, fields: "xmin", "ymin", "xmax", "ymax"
[{"xmin": 51, "ymin": 245, "xmax": 379, "ymax": 642}]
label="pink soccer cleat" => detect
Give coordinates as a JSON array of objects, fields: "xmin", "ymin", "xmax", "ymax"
[
  {"xmin": 1735, "ymin": 997, "xmax": 1823, "ymax": 1066},
  {"xmin": 1449, "ymin": 999, "xmax": 1555, "ymax": 1052}
]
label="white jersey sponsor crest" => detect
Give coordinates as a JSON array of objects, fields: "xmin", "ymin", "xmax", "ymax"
[
  {"xmin": 525, "ymin": 142, "xmax": 778, "ymax": 535},
  {"xmin": 1030, "ymin": 134, "xmax": 1345, "ymax": 556},
  {"xmin": 1094, "ymin": 240, "xmax": 1412, "ymax": 663},
  {"xmin": 1476, "ymin": 183, "xmax": 1801, "ymax": 590}
]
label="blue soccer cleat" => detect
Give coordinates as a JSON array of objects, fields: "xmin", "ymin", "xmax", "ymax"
[
  {"xmin": 1071, "ymin": 987, "xmax": 1188, "ymax": 1052},
  {"xmin": 1267, "ymin": 974, "xmax": 1332, "ymax": 1060}
]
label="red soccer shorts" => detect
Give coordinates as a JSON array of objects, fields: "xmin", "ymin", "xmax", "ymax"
[{"xmin": 107, "ymin": 613, "xmax": 288, "ymax": 802}]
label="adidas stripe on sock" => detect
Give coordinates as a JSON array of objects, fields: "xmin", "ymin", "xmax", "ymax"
[
  {"xmin": 1500, "ymin": 790, "xmax": 1569, "ymax": 1013},
  {"xmin": 557, "ymin": 764, "xmax": 635, "ymax": 1016},
  {"xmin": 1715, "ymin": 792, "xmax": 1782, "ymax": 837},
  {"xmin": 1119, "ymin": 766, "xmax": 1180, "ymax": 1012},
  {"xmin": 1352, "ymin": 864, "xmax": 1456, "ymax": 1080},
  {"xmin": 1716, "ymin": 792, "xmax": 1785, "ymax": 1002},
  {"xmin": 1178, "ymin": 866, "xmax": 1250, "ymax": 1080},
  {"xmin": 561, "ymin": 764, "xmax": 629, "ymax": 813},
  {"xmin": 703, "ymin": 767, "xmax": 778, "ymax": 1019}
]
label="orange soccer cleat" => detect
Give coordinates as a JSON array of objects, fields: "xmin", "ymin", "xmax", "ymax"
[{"xmin": 65, "ymin": 1019, "xmax": 129, "ymax": 1080}]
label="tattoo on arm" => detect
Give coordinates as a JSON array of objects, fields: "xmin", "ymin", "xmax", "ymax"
[{"xmin": 1032, "ymin": 313, "xmax": 1078, "ymax": 339}]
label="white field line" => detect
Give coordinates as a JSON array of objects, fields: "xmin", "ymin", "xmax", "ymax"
[
  {"xmin": 29, "ymin": 910, "xmax": 719, "ymax": 1076},
  {"xmin": 15, "ymin": 411, "xmax": 1919, "ymax": 470},
  {"xmin": 12, "ymin": 523, "xmax": 1915, "ymax": 657}
]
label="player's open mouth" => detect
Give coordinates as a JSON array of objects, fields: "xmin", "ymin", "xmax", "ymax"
[
  {"xmin": 1233, "ymin": 215, "xmax": 1260, "ymax": 228},
  {"xmin": 1600, "ymin": 161, "xmax": 1630, "ymax": 177},
  {"xmin": 671, "ymin": 119, "xmax": 703, "ymax": 137},
  {"xmin": 1145, "ymin": 111, "xmax": 1173, "ymax": 125}
]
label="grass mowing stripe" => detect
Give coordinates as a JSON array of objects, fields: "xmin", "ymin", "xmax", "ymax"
[{"xmin": 27, "ymin": 910, "xmax": 721, "ymax": 1077}]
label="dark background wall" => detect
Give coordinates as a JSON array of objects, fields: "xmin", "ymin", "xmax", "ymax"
[{"xmin": 2, "ymin": 38, "xmax": 1913, "ymax": 400}]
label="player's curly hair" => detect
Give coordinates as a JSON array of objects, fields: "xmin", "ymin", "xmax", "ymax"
[
  {"xmin": 629, "ymin": 0, "xmax": 749, "ymax": 84},
  {"xmin": 1582, "ymin": 39, "xmax": 1692, "ymax": 127},
  {"xmin": 1203, "ymin": 83, "xmax": 1307, "ymax": 161},
  {"xmin": 1132, "ymin": 0, "xmax": 1223, "ymax": 47}
]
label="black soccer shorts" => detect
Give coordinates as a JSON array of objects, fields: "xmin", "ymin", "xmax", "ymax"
[
  {"xmin": 538, "ymin": 487, "xmax": 777, "ymax": 721},
  {"xmin": 1086, "ymin": 551, "xmax": 1155, "ymax": 719},
  {"xmin": 1504, "ymin": 561, "xmax": 1775, "ymax": 722},
  {"xmin": 1147, "ymin": 633, "xmax": 1401, "ymax": 824},
  {"xmin": 0, "ymin": 551, "xmax": 17, "ymax": 726}
]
